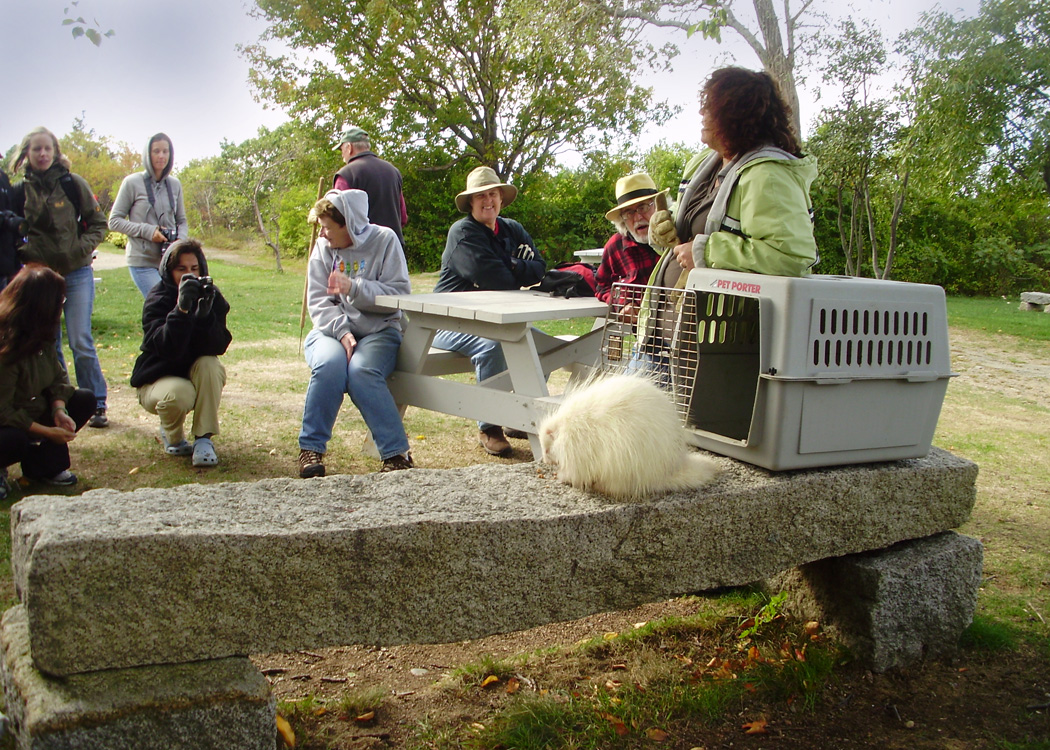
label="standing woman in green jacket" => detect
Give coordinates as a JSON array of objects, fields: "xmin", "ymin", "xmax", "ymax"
[
  {"xmin": 633, "ymin": 67, "xmax": 817, "ymax": 383},
  {"xmin": 9, "ymin": 127, "xmax": 110, "ymax": 427},
  {"xmin": 0, "ymin": 265, "xmax": 96, "ymax": 498},
  {"xmin": 648, "ymin": 66, "xmax": 818, "ymax": 281}
]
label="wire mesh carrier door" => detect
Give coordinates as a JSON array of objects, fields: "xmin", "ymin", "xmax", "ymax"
[{"xmin": 600, "ymin": 282, "xmax": 701, "ymax": 422}]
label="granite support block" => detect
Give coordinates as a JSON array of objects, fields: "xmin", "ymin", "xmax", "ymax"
[
  {"xmin": 12, "ymin": 448, "xmax": 977, "ymax": 676},
  {"xmin": 0, "ymin": 606, "xmax": 275, "ymax": 749},
  {"xmin": 772, "ymin": 531, "xmax": 983, "ymax": 672}
]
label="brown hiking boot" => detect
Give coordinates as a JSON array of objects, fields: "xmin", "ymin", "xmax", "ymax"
[
  {"xmin": 503, "ymin": 428, "xmax": 529, "ymax": 439},
  {"xmin": 478, "ymin": 426, "xmax": 512, "ymax": 456},
  {"xmin": 298, "ymin": 449, "xmax": 326, "ymax": 478},
  {"xmin": 380, "ymin": 452, "xmax": 414, "ymax": 472}
]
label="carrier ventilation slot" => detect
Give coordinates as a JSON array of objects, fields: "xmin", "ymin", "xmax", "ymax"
[{"xmin": 811, "ymin": 305, "xmax": 935, "ymax": 371}]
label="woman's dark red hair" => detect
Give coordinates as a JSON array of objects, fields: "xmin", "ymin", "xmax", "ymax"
[
  {"xmin": 0, "ymin": 264, "xmax": 66, "ymax": 363},
  {"xmin": 701, "ymin": 67, "xmax": 801, "ymax": 158}
]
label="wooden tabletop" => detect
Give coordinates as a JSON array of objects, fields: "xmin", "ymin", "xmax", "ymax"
[{"xmin": 375, "ymin": 289, "xmax": 609, "ymax": 325}]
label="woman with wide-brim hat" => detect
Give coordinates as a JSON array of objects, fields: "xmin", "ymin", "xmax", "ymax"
[
  {"xmin": 595, "ymin": 172, "xmax": 668, "ymax": 306},
  {"xmin": 432, "ymin": 166, "xmax": 546, "ymax": 456}
]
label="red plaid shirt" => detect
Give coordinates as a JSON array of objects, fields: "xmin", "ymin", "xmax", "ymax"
[{"xmin": 594, "ymin": 232, "xmax": 660, "ymax": 304}]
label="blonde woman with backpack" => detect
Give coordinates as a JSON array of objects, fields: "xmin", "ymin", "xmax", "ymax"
[{"xmin": 10, "ymin": 127, "xmax": 110, "ymax": 428}]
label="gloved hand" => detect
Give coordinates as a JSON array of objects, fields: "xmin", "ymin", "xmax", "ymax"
[
  {"xmin": 649, "ymin": 209, "xmax": 680, "ymax": 248},
  {"xmin": 195, "ymin": 281, "xmax": 216, "ymax": 318},
  {"xmin": 513, "ymin": 243, "xmax": 536, "ymax": 262},
  {"xmin": 177, "ymin": 275, "xmax": 203, "ymax": 313}
]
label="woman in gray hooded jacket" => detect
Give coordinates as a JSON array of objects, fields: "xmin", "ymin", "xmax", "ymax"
[{"xmin": 109, "ymin": 133, "xmax": 188, "ymax": 296}]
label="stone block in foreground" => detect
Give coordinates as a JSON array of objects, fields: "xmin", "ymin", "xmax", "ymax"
[
  {"xmin": 773, "ymin": 531, "xmax": 983, "ymax": 672},
  {"xmin": 0, "ymin": 606, "xmax": 274, "ymax": 749},
  {"xmin": 12, "ymin": 448, "xmax": 977, "ymax": 676}
]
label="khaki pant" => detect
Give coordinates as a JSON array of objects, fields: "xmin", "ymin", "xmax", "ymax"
[{"xmin": 137, "ymin": 356, "xmax": 226, "ymax": 444}]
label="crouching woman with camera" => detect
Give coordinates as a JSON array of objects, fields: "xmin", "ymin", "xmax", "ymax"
[
  {"xmin": 109, "ymin": 133, "xmax": 188, "ymax": 297},
  {"xmin": 130, "ymin": 239, "xmax": 231, "ymax": 468}
]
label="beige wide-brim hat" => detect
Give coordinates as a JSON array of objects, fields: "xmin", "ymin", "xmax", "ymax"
[
  {"xmin": 455, "ymin": 166, "xmax": 518, "ymax": 213},
  {"xmin": 604, "ymin": 172, "xmax": 669, "ymax": 222}
]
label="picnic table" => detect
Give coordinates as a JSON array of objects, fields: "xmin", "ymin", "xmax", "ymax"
[{"xmin": 375, "ymin": 290, "xmax": 609, "ymax": 458}]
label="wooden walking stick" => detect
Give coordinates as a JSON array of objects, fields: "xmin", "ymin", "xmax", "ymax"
[{"xmin": 299, "ymin": 176, "xmax": 327, "ymax": 354}]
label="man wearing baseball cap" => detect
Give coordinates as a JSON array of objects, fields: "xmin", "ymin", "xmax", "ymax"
[{"xmin": 334, "ymin": 127, "xmax": 408, "ymax": 252}]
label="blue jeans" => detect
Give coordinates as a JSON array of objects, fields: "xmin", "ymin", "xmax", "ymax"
[
  {"xmin": 431, "ymin": 330, "xmax": 507, "ymax": 431},
  {"xmin": 57, "ymin": 265, "xmax": 107, "ymax": 411},
  {"xmin": 298, "ymin": 327, "xmax": 409, "ymax": 460},
  {"xmin": 129, "ymin": 265, "xmax": 162, "ymax": 297}
]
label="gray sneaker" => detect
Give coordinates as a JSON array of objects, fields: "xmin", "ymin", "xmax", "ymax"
[{"xmin": 88, "ymin": 408, "xmax": 109, "ymax": 428}]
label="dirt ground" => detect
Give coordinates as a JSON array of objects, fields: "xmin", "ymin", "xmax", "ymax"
[{"xmin": 253, "ymin": 326, "xmax": 1050, "ymax": 749}]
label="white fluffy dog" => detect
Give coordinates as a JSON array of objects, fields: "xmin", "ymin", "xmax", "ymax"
[{"xmin": 539, "ymin": 374, "xmax": 719, "ymax": 500}]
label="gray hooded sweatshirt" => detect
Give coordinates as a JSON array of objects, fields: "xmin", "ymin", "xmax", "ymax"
[
  {"xmin": 108, "ymin": 134, "xmax": 188, "ymax": 269},
  {"xmin": 307, "ymin": 189, "xmax": 410, "ymax": 342}
]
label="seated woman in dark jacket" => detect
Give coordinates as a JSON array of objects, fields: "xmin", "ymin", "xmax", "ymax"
[
  {"xmin": 0, "ymin": 264, "xmax": 95, "ymax": 497},
  {"xmin": 130, "ymin": 239, "xmax": 232, "ymax": 468}
]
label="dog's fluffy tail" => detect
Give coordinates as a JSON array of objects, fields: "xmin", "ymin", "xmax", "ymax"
[{"xmin": 665, "ymin": 452, "xmax": 720, "ymax": 492}]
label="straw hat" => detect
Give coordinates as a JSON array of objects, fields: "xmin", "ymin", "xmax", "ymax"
[
  {"xmin": 455, "ymin": 166, "xmax": 518, "ymax": 213},
  {"xmin": 604, "ymin": 173, "xmax": 669, "ymax": 221}
]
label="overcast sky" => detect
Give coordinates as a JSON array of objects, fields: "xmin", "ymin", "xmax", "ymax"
[{"xmin": 4, "ymin": 0, "xmax": 980, "ymax": 172}]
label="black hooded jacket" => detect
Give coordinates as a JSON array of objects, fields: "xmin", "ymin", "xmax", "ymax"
[{"xmin": 129, "ymin": 243, "xmax": 232, "ymax": 388}]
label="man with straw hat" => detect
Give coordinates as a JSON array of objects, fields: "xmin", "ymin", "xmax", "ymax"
[
  {"xmin": 595, "ymin": 172, "xmax": 668, "ymax": 307},
  {"xmin": 432, "ymin": 166, "xmax": 546, "ymax": 456}
]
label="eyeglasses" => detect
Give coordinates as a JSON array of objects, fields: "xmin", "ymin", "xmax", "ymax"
[{"xmin": 621, "ymin": 200, "xmax": 656, "ymax": 221}]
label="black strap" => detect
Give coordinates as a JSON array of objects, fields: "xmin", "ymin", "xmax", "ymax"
[
  {"xmin": 9, "ymin": 177, "xmax": 85, "ymax": 232},
  {"xmin": 142, "ymin": 173, "xmax": 177, "ymax": 224}
]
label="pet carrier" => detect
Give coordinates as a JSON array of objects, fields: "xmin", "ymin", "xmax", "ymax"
[{"xmin": 602, "ymin": 269, "xmax": 955, "ymax": 470}]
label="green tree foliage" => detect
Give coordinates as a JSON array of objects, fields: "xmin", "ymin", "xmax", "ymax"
[
  {"xmin": 62, "ymin": 1, "xmax": 115, "ymax": 46},
  {"xmin": 901, "ymin": 0, "xmax": 1050, "ymax": 198},
  {"xmin": 891, "ymin": 0, "xmax": 1050, "ymax": 294},
  {"xmin": 242, "ymin": 0, "xmax": 670, "ymax": 180},
  {"xmin": 513, "ymin": 151, "xmax": 637, "ymax": 263},
  {"xmin": 809, "ymin": 20, "xmax": 908, "ymax": 279},
  {"xmin": 60, "ymin": 116, "xmax": 138, "ymax": 212},
  {"xmin": 180, "ymin": 123, "xmax": 332, "ymax": 269}
]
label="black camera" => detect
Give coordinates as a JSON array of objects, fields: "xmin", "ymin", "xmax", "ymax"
[
  {"xmin": 198, "ymin": 275, "xmax": 213, "ymax": 289},
  {"xmin": 159, "ymin": 226, "xmax": 178, "ymax": 249},
  {"xmin": 0, "ymin": 210, "xmax": 23, "ymax": 234}
]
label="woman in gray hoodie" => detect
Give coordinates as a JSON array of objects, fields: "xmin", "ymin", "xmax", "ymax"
[
  {"xmin": 297, "ymin": 189, "xmax": 413, "ymax": 478},
  {"xmin": 109, "ymin": 133, "xmax": 188, "ymax": 296}
]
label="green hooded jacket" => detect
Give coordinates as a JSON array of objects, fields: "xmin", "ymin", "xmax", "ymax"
[{"xmin": 19, "ymin": 163, "xmax": 108, "ymax": 277}]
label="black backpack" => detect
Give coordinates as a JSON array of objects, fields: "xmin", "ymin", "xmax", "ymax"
[{"xmin": 535, "ymin": 262, "xmax": 598, "ymax": 298}]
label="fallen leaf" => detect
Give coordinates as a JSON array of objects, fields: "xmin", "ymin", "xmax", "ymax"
[
  {"xmin": 647, "ymin": 727, "xmax": 670, "ymax": 741},
  {"xmin": 603, "ymin": 632, "xmax": 619, "ymax": 640},
  {"xmin": 633, "ymin": 621, "xmax": 648, "ymax": 629},
  {"xmin": 480, "ymin": 675, "xmax": 499, "ymax": 688},
  {"xmin": 276, "ymin": 714, "xmax": 296, "ymax": 747},
  {"xmin": 128, "ymin": 467, "xmax": 140, "ymax": 475},
  {"xmin": 470, "ymin": 722, "xmax": 485, "ymax": 731},
  {"xmin": 354, "ymin": 710, "xmax": 375, "ymax": 723},
  {"xmin": 742, "ymin": 719, "xmax": 769, "ymax": 735},
  {"xmin": 410, "ymin": 668, "xmax": 429, "ymax": 677},
  {"xmin": 313, "ymin": 706, "xmax": 327, "ymax": 717},
  {"xmin": 611, "ymin": 663, "xmax": 628, "ymax": 670},
  {"xmin": 804, "ymin": 620, "xmax": 820, "ymax": 636},
  {"xmin": 605, "ymin": 679, "xmax": 622, "ymax": 690},
  {"xmin": 506, "ymin": 677, "xmax": 520, "ymax": 694},
  {"xmin": 743, "ymin": 682, "xmax": 757, "ymax": 693},
  {"xmin": 602, "ymin": 713, "xmax": 629, "ymax": 736}
]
